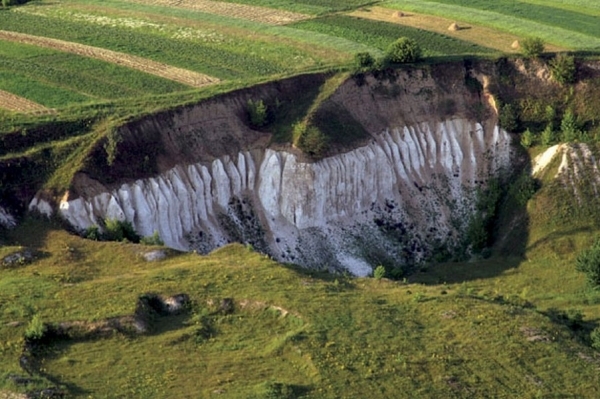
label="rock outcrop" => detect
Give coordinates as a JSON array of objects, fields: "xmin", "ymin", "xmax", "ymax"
[{"xmin": 30, "ymin": 68, "xmax": 516, "ymax": 275}]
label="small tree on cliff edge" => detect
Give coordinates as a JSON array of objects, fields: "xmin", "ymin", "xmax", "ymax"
[{"xmin": 386, "ymin": 37, "xmax": 422, "ymax": 64}]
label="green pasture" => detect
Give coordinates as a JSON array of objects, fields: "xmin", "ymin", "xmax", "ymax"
[
  {"xmin": 290, "ymin": 15, "xmax": 496, "ymax": 57},
  {"xmin": 385, "ymin": 0, "xmax": 600, "ymax": 50},
  {"xmin": 1, "ymin": 210, "xmax": 600, "ymax": 398}
]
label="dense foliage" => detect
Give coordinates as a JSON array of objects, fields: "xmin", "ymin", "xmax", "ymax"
[{"xmin": 386, "ymin": 37, "xmax": 422, "ymax": 64}]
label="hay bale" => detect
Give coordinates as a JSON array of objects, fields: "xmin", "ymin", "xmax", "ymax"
[
  {"xmin": 392, "ymin": 11, "xmax": 405, "ymax": 18},
  {"xmin": 511, "ymin": 40, "xmax": 520, "ymax": 49},
  {"xmin": 448, "ymin": 22, "xmax": 460, "ymax": 31}
]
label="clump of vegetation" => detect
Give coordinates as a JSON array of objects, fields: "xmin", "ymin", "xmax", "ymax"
[
  {"xmin": 256, "ymin": 381, "xmax": 295, "ymax": 399},
  {"xmin": 84, "ymin": 219, "xmax": 140, "ymax": 243},
  {"xmin": 247, "ymin": 99, "xmax": 269, "ymax": 128},
  {"xmin": 104, "ymin": 219, "xmax": 140, "ymax": 242},
  {"xmin": 540, "ymin": 123, "xmax": 555, "ymax": 146},
  {"xmin": 25, "ymin": 314, "xmax": 47, "ymax": 341},
  {"xmin": 467, "ymin": 178, "xmax": 503, "ymax": 253},
  {"xmin": 521, "ymin": 37, "xmax": 545, "ymax": 58},
  {"xmin": 498, "ymin": 102, "xmax": 519, "ymax": 132},
  {"xmin": 293, "ymin": 123, "xmax": 329, "ymax": 157},
  {"xmin": 354, "ymin": 52, "xmax": 376, "ymax": 72},
  {"xmin": 560, "ymin": 109, "xmax": 582, "ymax": 142},
  {"xmin": 549, "ymin": 53, "xmax": 576, "ymax": 85},
  {"xmin": 373, "ymin": 265, "xmax": 386, "ymax": 280},
  {"xmin": 385, "ymin": 37, "xmax": 422, "ymax": 64},
  {"xmin": 140, "ymin": 231, "xmax": 164, "ymax": 246},
  {"xmin": 576, "ymin": 238, "xmax": 600, "ymax": 287},
  {"xmin": 590, "ymin": 327, "xmax": 600, "ymax": 350},
  {"xmin": 520, "ymin": 128, "xmax": 534, "ymax": 148}
]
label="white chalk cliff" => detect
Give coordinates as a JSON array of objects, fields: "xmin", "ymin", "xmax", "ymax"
[{"xmin": 53, "ymin": 118, "xmax": 512, "ymax": 275}]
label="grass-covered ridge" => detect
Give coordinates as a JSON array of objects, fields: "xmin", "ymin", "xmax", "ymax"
[{"xmin": 1, "ymin": 210, "xmax": 600, "ymax": 398}]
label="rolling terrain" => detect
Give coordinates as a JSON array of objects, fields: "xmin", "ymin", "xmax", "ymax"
[{"xmin": 1, "ymin": 1, "xmax": 600, "ymax": 398}]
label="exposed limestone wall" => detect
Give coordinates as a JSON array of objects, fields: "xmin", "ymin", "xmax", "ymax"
[{"xmin": 55, "ymin": 118, "xmax": 512, "ymax": 275}]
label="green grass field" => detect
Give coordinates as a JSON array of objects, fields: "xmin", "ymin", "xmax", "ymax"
[
  {"xmin": 2, "ymin": 1, "xmax": 600, "ymax": 397},
  {"xmin": 290, "ymin": 15, "xmax": 496, "ymax": 57},
  {"xmin": 385, "ymin": 0, "xmax": 600, "ymax": 50},
  {"xmin": 0, "ymin": 40, "xmax": 188, "ymax": 107}
]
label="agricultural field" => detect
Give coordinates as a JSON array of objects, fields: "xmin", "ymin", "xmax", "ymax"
[
  {"xmin": 1, "ymin": 0, "xmax": 596, "ymax": 116},
  {"xmin": 384, "ymin": 0, "xmax": 600, "ymax": 51},
  {"xmin": 290, "ymin": 15, "xmax": 495, "ymax": 57},
  {"xmin": 2, "ymin": 1, "xmax": 600, "ymax": 398}
]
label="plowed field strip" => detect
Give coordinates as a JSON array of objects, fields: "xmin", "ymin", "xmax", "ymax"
[
  {"xmin": 127, "ymin": 0, "xmax": 310, "ymax": 25},
  {"xmin": 0, "ymin": 30, "xmax": 219, "ymax": 88},
  {"xmin": 0, "ymin": 89, "xmax": 51, "ymax": 113}
]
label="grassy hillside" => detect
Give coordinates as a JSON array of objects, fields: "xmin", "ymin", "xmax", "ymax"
[
  {"xmin": 2, "ymin": 1, "xmax": 600, "ymax": 397},
  {"xmin": 2, "ymin": 177, "xmax": 600, "ymax": 398}
]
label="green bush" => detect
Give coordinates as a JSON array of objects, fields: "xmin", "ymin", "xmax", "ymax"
[
  {"xmin": 540, "ymin": 123, "xmax": 555, "ymax": 146},
  {"xmin": 549, "ymin": 53, "xmax": 576, "ymax": 85},
  {"xmin": 498, "ymin": 103, "xmax": 519, "ymax": 132},
  {"xmin": 590, "ymin": 327, "xmax": 600, "ymax": 350},
  {"xmin": 294, "ymin": 123, "xmax": 328, "ymax": 157},
  {"xmin": 354, "ymin": 52, "xmax": 375, "ymax": 71},
  {"xmin": 141, "ymin": 231, "xmax": 164, "ymax": 246},
  {"xmin": 576, "ymin": 238, "xmax": 600, "ymax": 287},
  {"xmin": 104, "ymin": 219, "xmax": 140, "ymax": 243},
  {"xmin": 520, "ymin": 128, "xmax": 534, "ymax": 148},
  {"xmin": 521, "ymin": 37, "xmax": 545, "ymax": 58},
  {"xmin": 385, "ymin": 37, "xmax": 422, "ymax": 64},
  {"xmin": 258, "ymin": 381, "xmax": 295, "ymax": 399},
  {"xmin": 84, "ymin": 225, "xmax": 101, "ymax": 241},
  {"xmin": 373, "ymin": 265, "xmax": 386, "ymax": 280},
  {"xmin": 25, "ymin": 314, "xmax": 46, "ymax": 340},
  {"xmin": 560, "ymin": 109, "xmax": 581, "ymax": 143},
  {"xmin": 247, "ymin": 99, "xmax": 268, "ymax": 128}
]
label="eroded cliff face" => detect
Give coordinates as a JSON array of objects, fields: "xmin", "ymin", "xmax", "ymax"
[{"xmin": 31, "ymin": 66, "xmax": 517, "ymax": 275}]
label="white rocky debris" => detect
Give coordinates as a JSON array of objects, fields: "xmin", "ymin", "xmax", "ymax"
[
  {"xmin": 0, "ymin": 206, "xmax": 16, "ymax": 229},
  {"xmin": 38, "ymin": 118, "xmax": 512, "ymax": 276}
]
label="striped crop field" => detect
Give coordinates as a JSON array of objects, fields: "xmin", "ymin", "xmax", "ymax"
[
  {"xmin": 290, "ymin": 15, "xmax": 496, "ymax": 57},
  {"xmin": 384, "ymin": 0, "xmax": 600, "ymax": 51},
  {"xmin": 0, "ymin": 0, "xmax": 598, "ymax": 114}
]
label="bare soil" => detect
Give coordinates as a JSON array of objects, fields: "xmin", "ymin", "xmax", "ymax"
[
  {"xmin": 127, "ymin": 0, "xmax": 310, "ymax": 25},
  {"xmin": 0, "ymin": 30, "xmax": 219, "ymax": 88},
  {"xmin": 0, "ymin": 89, "xmax": 51, "ymax": 113}
]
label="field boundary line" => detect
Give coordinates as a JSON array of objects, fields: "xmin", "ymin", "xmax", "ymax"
[
  {"xmin": 0, "ymin": 89, "xmax": 53, "ymax": 114},
  {"xmin": 0, "ymin": 30, "xmax": 219, "ymax": 88},
  {"xmin": 127, "ymin": 0, "xmax": 310, "ymax": 25}
]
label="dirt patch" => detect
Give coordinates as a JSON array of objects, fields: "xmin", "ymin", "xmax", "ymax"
[
  {"xmin": 0, "ymin": 89, "xmax": 50, "ymax": 114},
  {"xmin": 0, "ymin": 30, "xmax": 218, "ymax": 88},
  {"xmin": 128, "ymin": 0, "xmax": 310, "ymax": 25}
]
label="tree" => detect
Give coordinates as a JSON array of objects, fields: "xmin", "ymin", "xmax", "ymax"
[
  {"xmin": 354, "ymin": 52, "xmax": 375, "ymax": 71},
  {"xmin": 576, "ymin": 238, "xmax": 600, "ymax": 287},
  {"xmin": 520, "ymin": 128, "xmax": 534, "ymax": 148},
  {"xmin": 521, "ymin": 37, "xmax": 545, "ymax": 58},
  {"xmin": 247, "ymin": 99, "xmax": 268, "ymax": 128},
  {"xmin": 560, "ymin": 109, "xmax": 580, "ymax": 142},
  {"xmin": 549, "ymin": 53, "xmax": 576, "ymax": 85},
  {"xmin": 386, "ymin": 37, "xmax": 422, "ymax": 64}
]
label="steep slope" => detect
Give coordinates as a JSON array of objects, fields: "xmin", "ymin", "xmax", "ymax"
[{"xmin": 30, "ymin": 65, "xmax": 516, "ymax": 275}]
